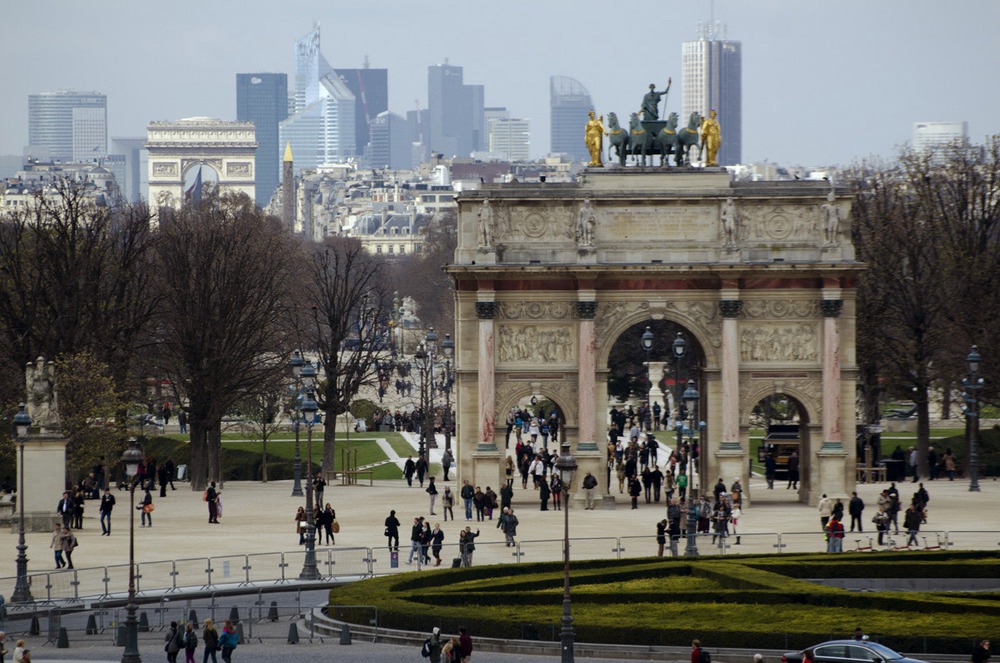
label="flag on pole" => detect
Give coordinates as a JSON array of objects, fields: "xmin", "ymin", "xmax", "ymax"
[{"xmin": 184, "ymin": 166, "xmax": 203, "ymax": 205}]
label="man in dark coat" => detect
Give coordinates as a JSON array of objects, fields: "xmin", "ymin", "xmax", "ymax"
[{"xmin": 848, "ymin": 491, "xmax": 865, "ymax": 532}]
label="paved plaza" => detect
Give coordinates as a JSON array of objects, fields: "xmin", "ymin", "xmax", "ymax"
[{"xmin": 4, "ymin": 432, "xmax": 997, "ymax": 583}]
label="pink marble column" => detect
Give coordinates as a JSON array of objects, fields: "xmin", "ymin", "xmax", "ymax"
[
  {"xmin": 719, "ymin": 300, "xmax": 742, "ymax": 450},
  {"xmin": 475, "ymin": 301, "xmax": 497, "ymax": 450},
  {"xmin": 821, "ymin": 299, "xmax": 843, "ymax": 449},
  {"xmin": 576, "ymin": 301, "xmax": 597, "ymax": 451}
]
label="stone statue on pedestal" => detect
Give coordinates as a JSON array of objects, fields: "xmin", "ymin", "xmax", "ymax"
[
  {"xmin": 477, "ymin": 198, "xmax": 494, "ymax": 249},
  {"xmin": 26, "ymin": 356, "xmax": 60, "ymax": 433},
  {"xmin": 641, "ymin": 80, "xmax": 671, "ymax": 122},
  {"xmin": 577, "ymin": 199, "xmax": 596, "ymax": 248},
  {"xmin": 822, "ymin": 189, "xmax": 842, "ymax": 246},
  {"xmin": 721, "ymin": 197, "xmax": 739, "ymax": 248}
]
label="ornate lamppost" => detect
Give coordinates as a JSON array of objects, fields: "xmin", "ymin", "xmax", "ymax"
[
  {"xmin": 682, "ymin": 380, "xmax": 700, "ymax": 557},
  {"xmin": 641, "ymin": 326, "xmax": 655, "ymax": 426},
  {"xmin": 554, "ymin": 442, "xmax": 578, "ymax": 663},
  {"xmin": 441, "ymin": 333, "xmax": 455, "ymax": 452},
  {"xmin": 672, "ymin": 332, "xmax": 688, "ymax": 451},
  {"xmin": 414, "ymin": 327, "xmax": 437, "ymax": 458},
  {"xmin": 962, "ymin": 346, "xmax": 983, "ymax": 492},
  {"xmin": 288, "ymin": 350, "xmax": 305, "ymax": 497},
  {"xmin": 12, "ymin": 403, "xmax": 33, "ymax": 603},
  {"xmin": 121, "ymin": 440, "xmax": 145, "ymax": 663},
  {"xmin": 298, "ymin": 375, "xmax": 321, "ymax": 580}
]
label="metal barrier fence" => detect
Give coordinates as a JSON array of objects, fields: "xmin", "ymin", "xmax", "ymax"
[{"xmin": 4, "ymin": 529, "xmax": 998, "ymax": 604}]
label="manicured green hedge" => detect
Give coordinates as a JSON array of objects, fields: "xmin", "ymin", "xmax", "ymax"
[{"xmin": 328, "ymin": 553, "xmax": 998, "ymax": 653}]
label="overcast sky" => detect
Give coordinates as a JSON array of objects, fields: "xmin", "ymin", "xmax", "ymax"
[{"xmin": 2, "ymin": 0, "xmax": 998, "ymax": 166}]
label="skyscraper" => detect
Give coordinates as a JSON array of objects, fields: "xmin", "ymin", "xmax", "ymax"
[
  {"xmin": 682, "ymin": 23, "xmax": 742, "ymax": 165},
  {"xmin": 368, "ymin": 111, "xmax": 411, "ymax": 170},
  {"xmin": 237, "ymin": 73, "xmax": 289, "ymax": 204},
  {"xmin": 550, "ymin": 76, "xmax": 592, "ymax": 163},
  {"xmin": 912, "ymin": 121, "xmax": 968, "ymax": 156},
  {"xmin": 488, "ymin": 118, "xmax": 530, "ymax": 162},
  {"xmin": 279, "ymin": 74, "xmax": 356, "ymax": 176},
  {"xmin": 294, "ymin": 26, "xmax": 333, "ymax": 113},
  {"xmin": 427, "ymin": 62, "xmax": 484, "ymax": 158},
  {"xmin": 333, "ymin": 66, "xmax": 388, "ymax": 157},
  {"xmin": 28, "ymin": 90, "xmax": 107, "ymax": 162}
]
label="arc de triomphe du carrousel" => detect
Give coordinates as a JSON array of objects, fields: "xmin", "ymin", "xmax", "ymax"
[{"xmin": 447, "ymin": 166, "xmax": 860, "ymax": 507}]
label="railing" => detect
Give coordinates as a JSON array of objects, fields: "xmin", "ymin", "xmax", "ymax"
[{"xmin": 4, "ymin": 529, "xmax": 998, "ymax": 605}]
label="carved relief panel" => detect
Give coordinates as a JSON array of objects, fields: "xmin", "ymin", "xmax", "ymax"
[
  {"xmin": 494, "ymin": 205, "xmax": 575, "ymax": 243},
  {"xmin": 739, "ymin": 323, "xmax": 818, "ymax": 362},
  {"xmin": 497, "ymin": 324, "xmax": 577, "ymax": 365},
  {"xmin": 740, "ymin": 204, "xmax": 819, "ymax": 244}
]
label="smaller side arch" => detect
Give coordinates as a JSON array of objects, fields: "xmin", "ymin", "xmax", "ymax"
[{"xmin": 740, "ymin": 380, "xmax": 820, "ymax": 427}]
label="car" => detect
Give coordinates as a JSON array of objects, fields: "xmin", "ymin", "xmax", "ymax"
[{"xmin": 782, "ymin": 640, "xmax": 927, "ymax": 663}]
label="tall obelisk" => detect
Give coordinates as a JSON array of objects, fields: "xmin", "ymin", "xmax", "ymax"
[{"xmin": 282, "ymin": 142, "xmax": 295, "ymax": 231}]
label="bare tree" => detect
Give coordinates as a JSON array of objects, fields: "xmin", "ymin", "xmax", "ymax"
[
  {"xmin": 304, "ymin": 237, "xmax": 391, "ymax": 481},
  {"xmin": 391, "ymin": 211, "xmax": 456, "ymax": 333},
  {"xmin": 154, "ymin": 193, "xmax": 298, "ymax": 489}
]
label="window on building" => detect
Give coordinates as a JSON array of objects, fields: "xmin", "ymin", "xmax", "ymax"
[
  {"xmin": 398, "ymin": 245, "xmax": 405, "ymax": 254},
  {"xmin": 376, "ymin": 245, "xmax": 383, "ymax": 254},
  {"xmin": 388, "ymin": 245, "xmax": 394, "ymax": 255}
]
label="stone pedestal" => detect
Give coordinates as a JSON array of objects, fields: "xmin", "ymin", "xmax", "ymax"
[
  {"xmin": 17, "ymin": 435, "xmax": 68, "ymax": 532},
  {"xmin": 812, "ymin": 448, "xmax": 849, "ymax": 506},
  {"xmin": 471, "ymin": 450, "xmax": 504, "ymax": 489},
  {"xmin": 647, "ymin": 361, "xmax": 666, "ymax": 409},
  {"xmin": 715, "ymin": 448, "xmax": 747, "ymax": 505}
]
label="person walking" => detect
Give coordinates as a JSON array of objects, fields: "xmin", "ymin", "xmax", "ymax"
[
  {"xmin": 165, "ymin": 621, "xmax": 183, "ymax": 663},
  {"xmin": 460, "ymin": 480, "xmax": 474, "ymax": 521},
  {"xmin": 140, "ymin": 488, "xmax": 154, "ymax": 527},
  {"xmin": 460, "ymin": 527, "xmax": 479, "ymax": 567},
  {"xmin": 538, "ymin": 477, "xmax": 550, "ymax": 511},
  {"xmin": 218, "ymin": 620, "xmax": 237, "ymax": 663},
  {"xmin": 50, "ymin": 523, "xmax": 65, "ymax": 568},
  {"xmin": 441, "ymin": 450, "xmax": 453, "ymax": 482},
  {"xmin": 294, "ymin": 506, "xmax": 307, "ymax": 545},
  {"xmin": 582, "ymin": 471, "xmax": 598, "ymax": 510},
  {"xmin": 787, "ymin": 450, "xmax": 800, "ymax": 489},
  {"xmin": 458, "ymin": 626, "xmax": 473, "ymax": 663},
  {"xmin": 428, "ymin": 627, "xmax": 444, "ymax": 663},
  {"xmin": 415, "ymin": 455, "xmax": 428, "ymax": 487},
  {"xmin": 442, "ymin": 487, "xmax": 455, "ymax": 521},
  {"xmin": 656, "ymin": 519, "xmax": 668, "ymax": 557},
  {"xmin": 313, "ymin": 472, "xmax": 325, "ymax": 506},
  {"xmin": 826, "ymin": 515, "xmax": 845, "ymax": 553},
  {"xmin": 848, "ymin": 492, "xmax": 865, "ymax": 532},
  {"xmin": 206, "ymin": 482, "xmax": 219, "ymax": 524},
  {"xmin": 818, "ymin": 494, "xmax": 832, "ymax": 533},
  {"xmin": 903, "ymin": 504, "xmax": 922, "ymax": 547},
  {"xmin": 384, "ymin": 509, "xmax": 400, "ymax": 552},
  {"xmin": 427, "ymin": 476, "xmax": 438, "ymax": 515},
  {"xmin": 99, "ymin": 488, "xmax": 115, "ymax": 535},
  {"xmin": 201, "ymin": 619, "xmax": 218, "ymax": 663},
  {"xmin": 56, "ymin": 491, "xmax": 74, "ymax": 529},
  {"xmin": 406, "ymin": 517, "xmax": 423, "ymax": 565},
  {"xmin": 60, "ymin": 526, "xmax": 77, "ymax": 569},
  {"xmin": 498, "ymin": 507, "xmax": 518, "ymax": 547},
  {"xmin": 183, "ymin": 622, "xmax": 198, "ymax": 663},
  {"xmin": 402, "ymin": 456, "xmax": 416, "ymax": 487},
  {"xmin": 320, "ymin": 503, "xmax": 336, "ymax": 545},
  {"xmin": 872, "ymin": 505, "xmax": 890, "ymax": 546},
  {"xmin": 971, "ymin": 639, "xmax": 991, "ymax": 663},
  {"xmin": 431, "ymin": 523, "xmax": 445, "ymax": 566}
]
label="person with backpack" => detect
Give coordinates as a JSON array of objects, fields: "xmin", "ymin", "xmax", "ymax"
[
  {"xmin": 183, "ymin": 622, "xmax": 198, "ymax": 663},
  {"xmin": 423, "ymin": 626, "xmax": 443, "ymax": 662},
  {"xmin": 164, "ymin": 621, "xmax": 184, "ymax": 663},
  {"xmin": 217, "ymin": 620, "xmax": 237, "ymax": 663}
]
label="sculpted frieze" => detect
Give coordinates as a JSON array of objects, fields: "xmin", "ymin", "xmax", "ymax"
[
  {"xmin": 739, "ymin": 377, "xmax": 822, "ymax": 420},
  {"xmin": 226, "ymin": 162, "xmax": 252, "ymax": 177},
  {"xmin": 495, "ymin": 206, "xmax": 575, "ymax": 242},
  {"xmin": 741, "ymin": 204, "xmax": 818, "ymax": 243},
  {"xmin": 740, "ymin": 323, "xmax": 818, "ymax": 362},
  {"xmin": 496, "ymin": 301, "xmax": 574, "ymax": 320},
  {"xmin": 663, "ymin": 300, "xmax": 722, "ymax": 348},
  {"xmin": 495, "ymin": 378, "xmax": 577, "ymax": 422},
  {"xmin": 152, "ymin": 162, "xmax": 178, "ymax": 177},
  {"xmin": 742, "ymin": 300, "xmax": 820, "ymax": 319},
  {"xmin": 497, "ymin": 324, "xmax": 576, "ymax": 364},
  {"xmin": 594, "ymin": 302, "xmax": 649, "ymax": 349}
]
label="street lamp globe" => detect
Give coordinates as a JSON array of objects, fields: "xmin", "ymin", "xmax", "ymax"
[
  {"xmin": 13, "ymin": 402, "xmax": 31, "ymax": 438},
  {"xmin": 414, "ymin": 343, "xmax": 426, "ymax": 362},
  {"xmin": 426, "ymin": 326, "xmax": 438, "ymax": 351},
  {"xmin": 122, "ymin": 440, "xmax": 144, "ymax": 478},
  {"xmin": 640, "ymin": 326, "xmax": 654, "ymax": 351},
  {"xmin": 288, "ymin": 350, "xmax": 305, "ymax": 378},
  {"xmin": 683, "ymin": 379, "xmax": 700, "ymax": 412},
  {"xmin": 442, "ymin": 333, "xmax": 454, "ymax": 358},
  {"xmin": 301, "ymin": 391, "xmax": 319, "ymax": 422},
  {"xmin": 672, "ymin": 331, "xmax": 687, "ymax": 358},
  {"xmin": 300, "ymin": 360, "xmax": 317, "ymax": 390},
  {"xmin": 967, "ymin": 345, "xmax": 981, "ymax": 375},
  {"xmin": 555, "ymin": 446, "xmax": 578, "ymax": 485}
]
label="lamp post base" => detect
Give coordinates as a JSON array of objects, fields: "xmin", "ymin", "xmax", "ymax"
[
  {"xmin": 12, "ymin": 542, "xmax": 33, "ymax": 603},
  {"xmin": 121, "ymin": 603, "xmax": 142, "ymax": 663},
  {"xmin": 299, "ymin": 527, "xmax": 321, "ymax": 580}
]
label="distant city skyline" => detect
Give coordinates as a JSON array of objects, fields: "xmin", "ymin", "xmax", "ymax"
[{"xmin": 3, "ymin": 0, "xmax": 999, "ymax": 166}]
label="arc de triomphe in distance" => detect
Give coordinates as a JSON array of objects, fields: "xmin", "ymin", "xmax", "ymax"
[{"xmin": 448, "ymin": 169, "xmax": 861, "ymax": 507}]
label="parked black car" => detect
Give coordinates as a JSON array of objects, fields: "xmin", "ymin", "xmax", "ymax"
[{"xmin": 783, "ymin": 641, "xmax": 927, "ymax": 663}]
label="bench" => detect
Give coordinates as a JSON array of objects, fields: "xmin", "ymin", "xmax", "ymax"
[
  {"xmin": 340, "ymin": 470, "xmax": 374, "ymax": 486},
  {"xmin": 856, "ymin": 464, "xmax": 887, "ymax": 483}
]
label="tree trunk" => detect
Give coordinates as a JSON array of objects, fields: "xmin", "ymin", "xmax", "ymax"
[
  {"xmin": 189, "ymin": 421, "xmax": 207, "ymax": 491},
  {"xmin": 262, "ymin": 434, "xmax": 268, "ymax": 482},
  {"xmin": 940, "ymin": 383, "xmax": 951, "ymax": 420},
  {"xmin": 208, "ymin": 424, "xmax": 222, "ymax": 486},
  {"xmin": 916, "ymin": 387, "xmax": 931, "ymax": 479},
  {"xmin": 323, "ymin": 406, "xmax": 337, "ymax": 484}
]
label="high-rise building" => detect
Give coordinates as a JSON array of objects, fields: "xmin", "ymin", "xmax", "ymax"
[
  {"xmin": 550, "ymin": 76, "xmax": 592, "ymax": 163},
  {"xmin": 294, "ymin": 26, "xmax": 333, "ymax": 113},
  {"xmin": 279, "ymin": 74, "xmax": 356, "ymax": 176},
  {"xmin": 682, "ymin": 23, "xmax": 742, "ymax": 165},
  {"xmin": 237, "ymin": 73, "xmax": 289, "ymax": 204},
  {"xmin": 28, "ymin": 90, "xmax": 108, "ymax": 162},
  {"xmin": 912, "ymin": 121, "xmax": 968, "ymax": 155},
  {"xmin": 368, "ymin": 111, "xmax": 411, "ymax": 170},
  {"xmin": 110, "ymin": 137, "xmax": 146, "ymax": 203},
  {"xmin": 488, "ymin": 118, "xmax": 530, "ymax": 162},
  {"xmin": 427, "ymin": 62, "xmax": 484, "ymax": 158},
  {"xmin": 333, "ymin": 66, "xmax": 388, "ymax": 157}
]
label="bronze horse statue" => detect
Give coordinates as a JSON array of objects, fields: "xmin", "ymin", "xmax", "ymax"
[
  {"xmin": 654, "ymin": 112, "xmax": 680, "ymax": 167},
  {"xmin": 606, "ymin": 112, "xmax": 629, "ymax": 166},
  {"xmin": 627, "ymin": 113, "xmax": 655, "ymax": 166},
  {"xmin": 676, "ymin": 111, "xmax": 702, "ymax": 166}
]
